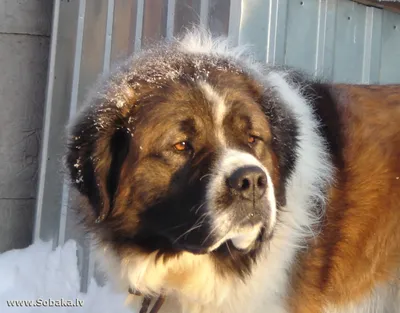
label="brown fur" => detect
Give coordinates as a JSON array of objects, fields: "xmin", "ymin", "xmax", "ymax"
[
  {"xmin": 65, "ymin": 32, "xmax": 400, "ymax": 311},
  {"xmin": 290, "ymin": 85, "xmax": 400, "ymax": 312}
]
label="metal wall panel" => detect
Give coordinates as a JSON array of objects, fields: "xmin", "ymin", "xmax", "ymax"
[
  {"xmin": 174, "ymin": 0, "xmax": 201, "ymax": 36},
  {"xmin": 142, "ymin": 0, "xmax": 168, "ymax": 45},
  {"xmin": 77, "ymin": 0, "xmax": 109, "ymax": 105},
  {"xmin": 208, "ymin": 0, "xmax": 231, "ymax": 35},
  {"xmin": 333, "ymin": 0, "xmax": 368, "ymax": 82},
  {"xmin": 110, "ymin": 0, "xmax": 137, "ymax": 61},
  {"xmin": 238, "ymin": 0, "xmax": 269, "ymax": 60},
  {"xmin": 380, "ymin": 9, "xmax": 400, "ymax": 83},
  {"xmin": 314, "ymin": 0, "xmax": 337, "ymax": 78},
  {"xmin": 34, "ymin": 0, "xmax": 80, "ymax": 246},
  {"xmin": 363, "ymin": 6, "xmax": 383, "ymax": 83},
  {"xmin": 286, "ymin": 0, "xmax": 321, "ymax": 72},
  {"xmin": 35, "ymin": 0, "xmax": 400, "ymax": 291}
]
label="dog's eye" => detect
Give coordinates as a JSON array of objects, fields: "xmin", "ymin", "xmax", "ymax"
[
  {"xmin": 248, "ymin": 135, "xmax": 258, "ymax": 145},
  {"xmin": 173, "ymin": 141, "xmax": 192, "ymax": 152}
]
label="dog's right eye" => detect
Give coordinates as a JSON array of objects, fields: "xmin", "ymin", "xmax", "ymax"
[{"xmin": 173, "ymin": 141, "xmax": 192, "ymax": 152}]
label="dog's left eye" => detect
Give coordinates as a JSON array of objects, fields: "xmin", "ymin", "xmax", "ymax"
[{"xmin": 173, "ymin": 141, "xmax": 192, "ymax": 152}]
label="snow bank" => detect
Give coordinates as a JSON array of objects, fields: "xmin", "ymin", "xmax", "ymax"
[{"xmin": 0, "ymin": 240, "xmax": 133, "ymax": 312}]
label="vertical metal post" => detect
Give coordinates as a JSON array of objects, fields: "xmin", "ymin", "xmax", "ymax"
[
  {"xmin": 33, "ymin": 0, "xmax": 61, "ymax": 243},
  {"xmin": 166, "ymin": 0, "xmax": 176, "ymax": 40},
  {"xmin": 134, "ymin": 0, "xmax": 145, "ymax": 52},
  {"xmin": 58, "ymin": 0, "xmax": 86, "ymax": 248},
  {"xmin": 103, "ymin": 0, "xmax": 115, "ymax": 73},
  {"xmin": 228, "ymin": 0, "xmax": 242, "ymax": 46},
  {"xmin": 200, "ymin": 0, "xmax": 210, "ymax": 28}
]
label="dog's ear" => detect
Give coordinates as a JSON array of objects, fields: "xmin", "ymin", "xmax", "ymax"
[{"xmin": 65, "ymin": 101, "xmax": 132, "ymax": 223}]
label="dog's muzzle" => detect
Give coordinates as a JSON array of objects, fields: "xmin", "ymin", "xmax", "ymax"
[{"xmin": 204, "ymin": 150, "xmax": 277, "ymax": 252}]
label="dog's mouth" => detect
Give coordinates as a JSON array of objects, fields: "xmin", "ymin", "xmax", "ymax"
[
  {"xmin": 137, "ymin": 205, "xmax": 273, "ymax": 255},
  {"xmin": 208, "ymin": 222, "xmax": 264, "ymax": 252},
  {"xmin": 173, "ymin": 223, "xmax": 267, "ymax": 255},
  {"xmin": 133, "ymin": 222, "xmax": 269, "ymax": 256}
]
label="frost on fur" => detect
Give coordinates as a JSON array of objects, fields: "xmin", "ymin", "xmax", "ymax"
[{"xmin": 66, "ymin": 29, "xmax": 336, "ymax": 313}]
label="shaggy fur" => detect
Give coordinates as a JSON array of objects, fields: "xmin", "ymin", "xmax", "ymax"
[{"xmin": 66, "ymin": 30, "xmax": 400, "ymax": 313}]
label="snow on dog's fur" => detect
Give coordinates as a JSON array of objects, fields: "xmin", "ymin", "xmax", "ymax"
[{"xmin": 66, "ymin": 30, "xmax": 400, "ymax": 313}]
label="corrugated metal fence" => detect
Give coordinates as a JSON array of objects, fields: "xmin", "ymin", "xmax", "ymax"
[{"xmin": 34, "ymin": 0, "xmax": 400, "ymax": 291}]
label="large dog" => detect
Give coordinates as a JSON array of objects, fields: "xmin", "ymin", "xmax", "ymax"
[{"xmin": 65, "ymin": 30, "xmax": 400, "ymax": 313}]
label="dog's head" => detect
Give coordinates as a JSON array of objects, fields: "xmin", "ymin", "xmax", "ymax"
[{"xmin": 66, "ymin": 34, "xmax": 298, "ymax": 282}]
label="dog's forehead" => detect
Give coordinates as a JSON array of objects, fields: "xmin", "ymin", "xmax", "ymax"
[
  {"xmin": 116, "ymin": 50, "xmax": 271, "ymax": 149},
  {"xmin": 133, "ymin": 80, "xmax": 264, "ymax": 134}
]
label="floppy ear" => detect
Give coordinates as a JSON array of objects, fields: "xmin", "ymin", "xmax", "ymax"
[{"xmin": 65, "ymin": 102, "xmax": 131, "ymax": 223}]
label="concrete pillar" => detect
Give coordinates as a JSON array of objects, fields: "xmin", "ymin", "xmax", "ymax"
[{"xmin": 0, "ymin": 0, "xmax": 53, "ymax": 252}]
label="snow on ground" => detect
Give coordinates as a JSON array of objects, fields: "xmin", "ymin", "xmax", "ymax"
[{"xmin": 0, "ymin": 240, "xmax": 134, "ymax": 312}]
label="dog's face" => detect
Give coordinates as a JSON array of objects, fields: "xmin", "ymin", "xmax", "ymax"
[
  {"xmin": 124, "ymin": 76, "xmax": 276, "ymax": 255},
  {"xmin": 67, "ymin": 49, "xmax": 297, "ymax": 279}
]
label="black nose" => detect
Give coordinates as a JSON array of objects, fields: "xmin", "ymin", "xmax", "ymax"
[{"xmin": 227, "ymin": 166, "xmax": 268, "ymax": 200}]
